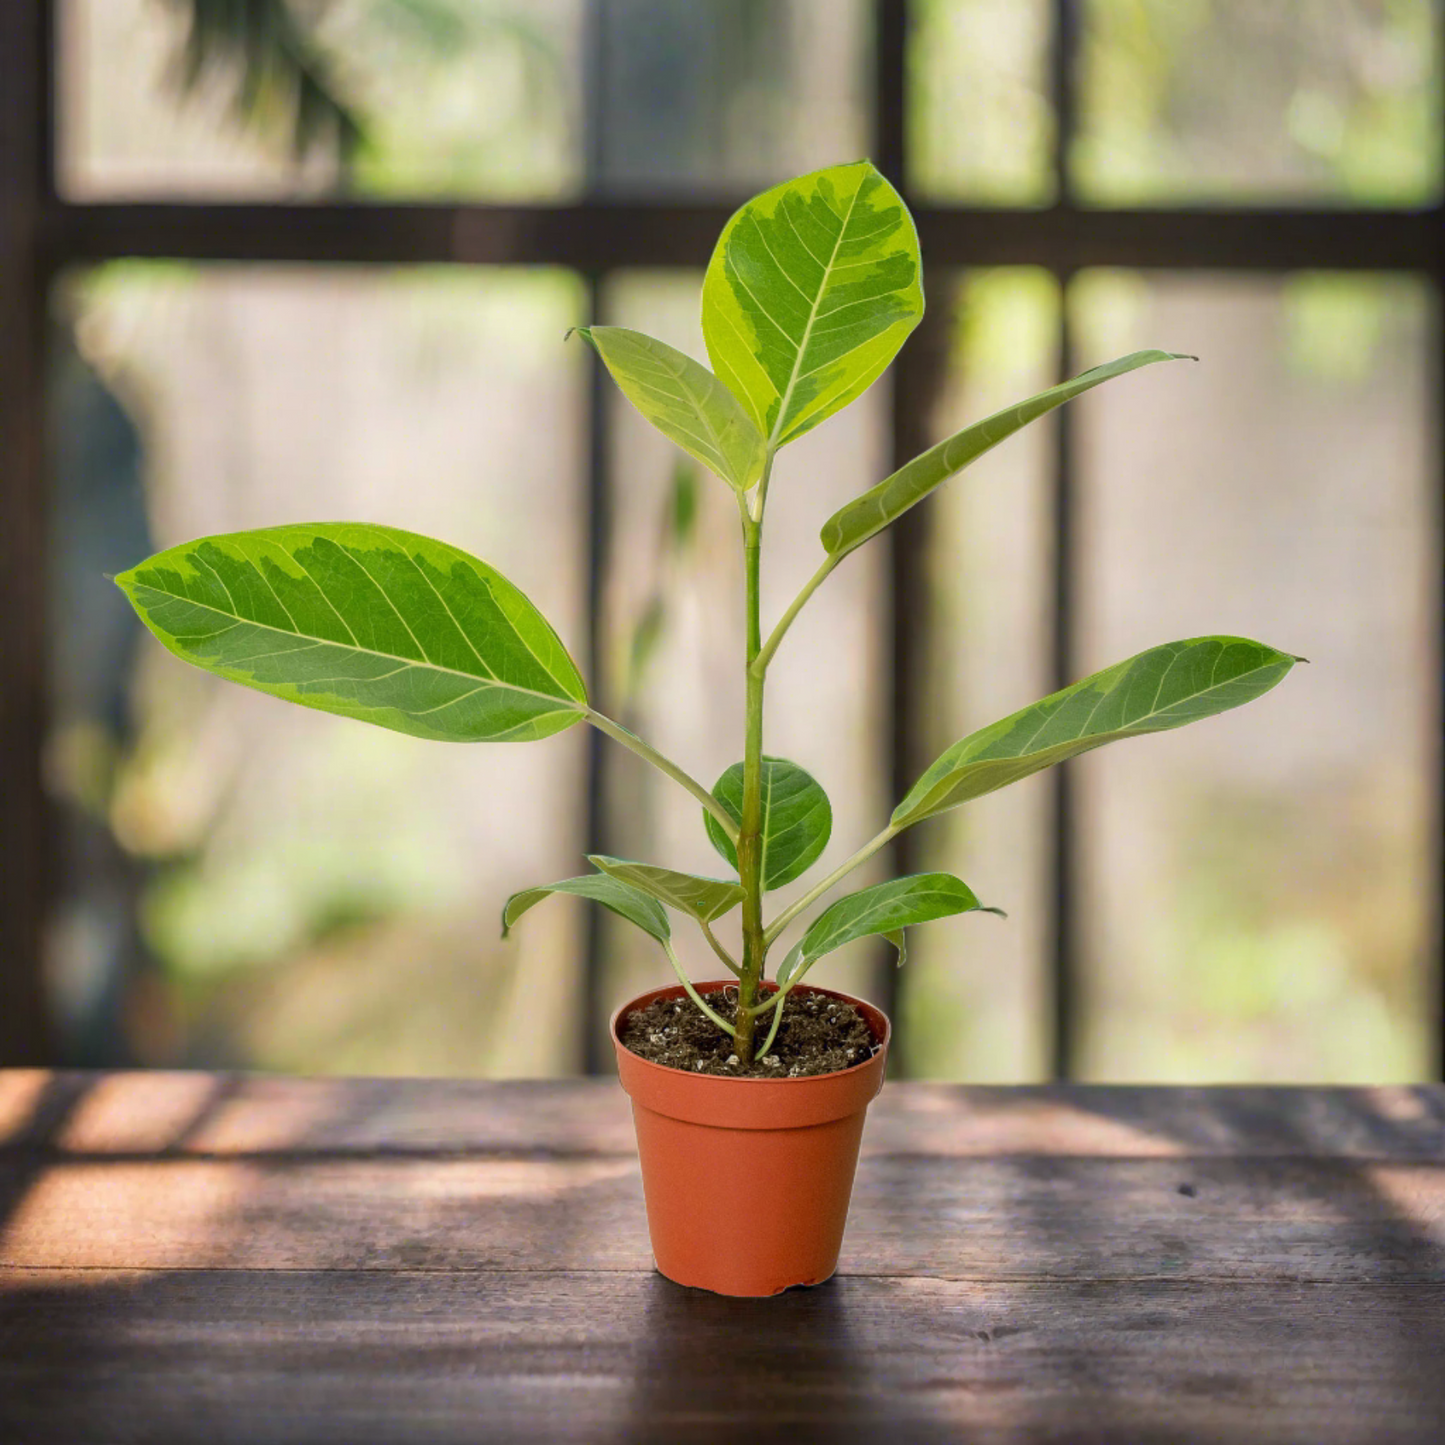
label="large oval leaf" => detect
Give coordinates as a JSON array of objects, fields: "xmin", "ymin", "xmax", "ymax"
[
  {"xmin": 702, "ymin": 160, "xmax": 923, "ymax": 448},
  {"xmin": 821, "ymin": 350, "xmax": 1193, "ymax": 560},
  {"xmin": 704, "ymin": 757, "xmax": 832, "ymax": 890},
  {"xmin": 502, "ymin": 875, "xmax": 669, "ymax": 943},
  {"xmin": 587, "ymin": 855, "xmax": 744, "ymax": 924},
  {"xmin": 115, "ymin": 524, "xmax": 586, "ymax": 742},
  {"xmin": 778, "ymin": 873, "xmax": 998, "ymax": 987},
  {"xmin": 893, "ymin": 637, "xmax": 1301, "ymax": 829},
  {"xmin": 573, "ymin": 326, "xmax": 765, "ymax": 493}
]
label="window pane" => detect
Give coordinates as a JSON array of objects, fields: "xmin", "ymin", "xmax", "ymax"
[
  {"xmin": 1071, "ymin": 271, "xmax": 1438, "ymax": 1082},
  {"xmin": 59, "ymin": 0, "xmax": 869, "ymax": 202},
  {"xmin": 590, "ymin": 1, "xmax": 871, "ymax": 196},
  {"xmin": 596, "ymin": 273, "xmax": 889, "ymax": 1045},
  {"xmin": 903, "ymin": 269, "xmax": 1059, "ymax": 1081},
  {"xmin": 47, "ymin": 264, "xmax": 590, "ymax": 1075},
  {"xmin": 1075, "ymin": 0, "xmax": 1444, "ymax": 206},
  {"xmin": 908, "ymin": 0, "xmax": 1055, "ymax": 205},
  {"xmin": 59, "ymin": 0, "xmax": 584, "ymax": 201}
]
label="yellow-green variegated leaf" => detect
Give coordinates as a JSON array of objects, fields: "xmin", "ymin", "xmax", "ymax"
[
  {"xmin": 821, "ymin": 350, "xmax": 1193, "ymax": 560},
  {"xmin": 502, "ymin": 875, "xmax": 669, "ymax": 943},
  {"xmin": 573, "ymin": 326, "xmax": 765, "ymax": 492},
  {"xmin": 892, "ymin": 637, "xmax": 1301, "ymax": 829},
  {"xmin": 587, "ymin": 855, "xmax": 744, "ymax": 924},
  {"xmin": 702, "ymin": 160, "xmax": 922, "ymax": 448},
  {"xmin": 115, "ymin": 524, "xmax": 586, "ymax": 743}
]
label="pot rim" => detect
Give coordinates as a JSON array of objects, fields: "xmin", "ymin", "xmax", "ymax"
[{"xmin": 609, "ymin": 978, "xmax": 891, "ymax": 1085}]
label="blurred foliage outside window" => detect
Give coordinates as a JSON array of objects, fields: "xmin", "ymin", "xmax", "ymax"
[
  {"xmin": 910, "ymin": 0, "xmax": 1441, "ymax": 206},
  {"xmin": 42, "ymin": 0, "xmax": 1443, "ymax": 1081},
  {"xmin": 59, "ymin": 0, "xmax": 869, "ymax": 200}
]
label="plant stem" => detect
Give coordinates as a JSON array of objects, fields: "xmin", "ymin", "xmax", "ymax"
[
  {"xmin": 699, "ymin": 919, "xmax": 742, "ymax": 978},
  {"xmin": 756, "ymin": 986, "xmax": 789, "ymax": 1059},
  {"xmin": 663, "ymin": 940, "xmax": 736, "ymax": 1037},
  {"xmin": 752, "ymin": 552, "xmax": 839, "ymax": 677},
  {"xmin": 584, "ymin": 707, "xmax": 738, "ymax": 843},
  {"xmin": 763, "ymin": 822, "xmax": 901, "ymax": 948},
  {"xmin": 734, "ymin": 494, "xmax": 767, "ymax": 1064}
]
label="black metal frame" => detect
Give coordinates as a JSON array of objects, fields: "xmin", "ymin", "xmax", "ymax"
[{"xmin": 1, "ymin": 0, "xmax": 1440, "ymax": 1076}]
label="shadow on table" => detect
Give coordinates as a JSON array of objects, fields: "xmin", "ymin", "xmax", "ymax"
[{"xmin": 611, "ymin": 1271, "xmax": 923, "ymax": 1445}]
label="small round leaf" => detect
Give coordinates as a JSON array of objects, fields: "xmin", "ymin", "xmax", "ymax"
[{"xmin": 704, "ymin": 757, "xmax": 831, "ymax": 891}]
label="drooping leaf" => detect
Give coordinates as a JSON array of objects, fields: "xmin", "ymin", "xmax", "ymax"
[
  {"xmin": 572, "ymin": 326, "xmax": 765, "ymax": 492},
  {"xmin": 893, "ymin": 637, "xmax": 1301, "ymax": 829},
  {"xmin": 115, "ymin": 524, "xmax": 586, "ymax": 742},
  {"xmin": 701, "ymin": 160, "xmax": 923, "ymax": 448},
  {"xmin": 588, "ymin": 855, "xmax": 745, "ymax": 924},
  {"xmin": 502, "ymin": 875, "xmax": 669, "ymax": 943},
  {"xmin": 821, "ymin": 350, "xmax": 1194, "ymax": 560},
  {"xmin": 777, "ymin": 873, "xmax": 999, "ymax": 987},
  {"xmin": 704, "ymin": 756, "xmax": 832, "ymax": 890}
]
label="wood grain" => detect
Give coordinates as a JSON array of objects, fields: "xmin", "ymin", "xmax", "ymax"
[
  {"xmin": 2, "ymin": 1073, "xmax": 1442, "ymax": 1443},
  {"xmin": 4, "ymin": 1071, "xmax": 1442, "ymax": 1158},
  {"xmin": 2, "ymin": 1270, "xmax": 1442, "ymax": 1445}
]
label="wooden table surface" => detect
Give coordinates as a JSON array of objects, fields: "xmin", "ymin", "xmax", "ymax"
[{"xmin": 1, "ymin": 1072, "xmax": 1442, "ymax": 1444}]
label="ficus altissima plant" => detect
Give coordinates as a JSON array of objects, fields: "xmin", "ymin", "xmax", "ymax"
[{"xmin": 117, "ymin": 161, "xmax": 1301, "ymax": 1066}]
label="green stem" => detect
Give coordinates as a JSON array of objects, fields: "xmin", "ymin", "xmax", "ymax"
[
  {"xmin": 663, "ymin": 939, "xmax": 736, "ymax": 1038},
  {"xmin": 585, "ymin": 707, "xmax": 738, "ymax": 843},
  {"xmin": 744, "ymin": 983, "xmax": 790, "ymax": 1020},
  {"xmin": 699, "ymin": 919, "xmax": 742, "ymax": 978},
  {"xmin": 752, "ymin": 553, "xmax": 840, "ymax": 678},
  {"xmin": 756, "ymin": 987, "xmax": 789, "ymax": 1059},
  {"xmin": 734, "ymin": 498, "xmax": 767, "ymax": 1064},
  {"xmin": 749, "ymin": 457, "xmax": 772, "ymax": 524},
  {"xmin": 763, "ymin": 822, "xmax": 901, "ymax": 948}
]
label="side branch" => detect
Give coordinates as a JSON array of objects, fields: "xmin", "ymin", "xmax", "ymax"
[
  {"xmin": 585, "ymin": 708, "xmax": 739, "ymax": 843},
  {"xmin": 700, "ymin": 919, "xmax": 743, "ymax": 978},
  {"xmin": 751, "ymin": 553, "xmax": 840, "ymax": 678},
  {"xmin": 763, "ymin": 821, "xmax": 900, "ymax": 947},
  {"xmin": 663, "ymin": 940, "xmax": 736, "ymax": 1037}
]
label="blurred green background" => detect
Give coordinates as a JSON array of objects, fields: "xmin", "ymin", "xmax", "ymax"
[{"xmin": 45, "ymin": 0, "xmax": 1441, "ymax": 1080}]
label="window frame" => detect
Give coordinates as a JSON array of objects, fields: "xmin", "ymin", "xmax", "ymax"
[{"xmin": 1, "ymin": 0, "xmax": 1439, "ymax": 1076}]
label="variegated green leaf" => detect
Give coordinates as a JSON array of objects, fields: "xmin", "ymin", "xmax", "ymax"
[
  {"xmin": 893, "ymin": 637, "xmax": 1301, "ymax": 829},
  {"xmin": 116, "ymin": 524, "xmax": 586, "ymax": 743},
  {"xmin": 702, "ymin": 160, "xmax": 923, "ymax": 448},
  {"xmin": 778, "ymin": 873, "xmax": 998, "ymax": 987},
  {"xmin": 821, "ymin": 350, "xmax": 1193, "ymax": 560},
  {"xmin": 588, "ymin": 855, "xmax": 744, "ymax": 924},
  {"xmin": 572, "ymin": 326, "xmax": 765, "ymax": 492},
  {"xmin": 501, "ymin": 875, "xmax": 669, "ymax": 943},
  {"xmin": 704, "ymin": 756, "xmax": 832, "ymax": 891}
]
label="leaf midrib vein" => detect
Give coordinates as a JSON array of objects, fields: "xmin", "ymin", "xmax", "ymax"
[
  {"xmin": 767, "ymin": 177, "xmax": 865, "ymax": 448},
  {"xmin": 130, "ymin": 582, "xmax": 583, "ymax": 712},
  {"xmin": 905, "ymin": 653, "xmax": 1285, "ymax": 820}
]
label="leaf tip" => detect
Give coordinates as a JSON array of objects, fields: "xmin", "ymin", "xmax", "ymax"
[
  {"xmin": 1292, "ymin": 654, "xmax": 1311, "ymax": 665},
  {"xmin": 981, "ymin": 905, "xmax": 1008, "ymax": 919}
]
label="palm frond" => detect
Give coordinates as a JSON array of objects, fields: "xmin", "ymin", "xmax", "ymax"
[{"xmin": 168, "ymin": 0, "xmax": 363, "ymax": 159}]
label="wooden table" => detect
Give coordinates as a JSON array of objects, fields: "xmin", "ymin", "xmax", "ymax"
[{"xmin": 1, "ymin": 1072, "xmax": 1442, "ymax": 1443}]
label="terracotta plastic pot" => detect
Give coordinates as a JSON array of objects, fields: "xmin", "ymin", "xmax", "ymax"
[{"xmin": 611, "ymin": 979, "xmax": 890, "ymax": 1297}]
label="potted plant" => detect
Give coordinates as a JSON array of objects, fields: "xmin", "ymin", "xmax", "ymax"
[{"xmin": 116, "ymin": 160, "xmax": 1300, "ymax": 1296}]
